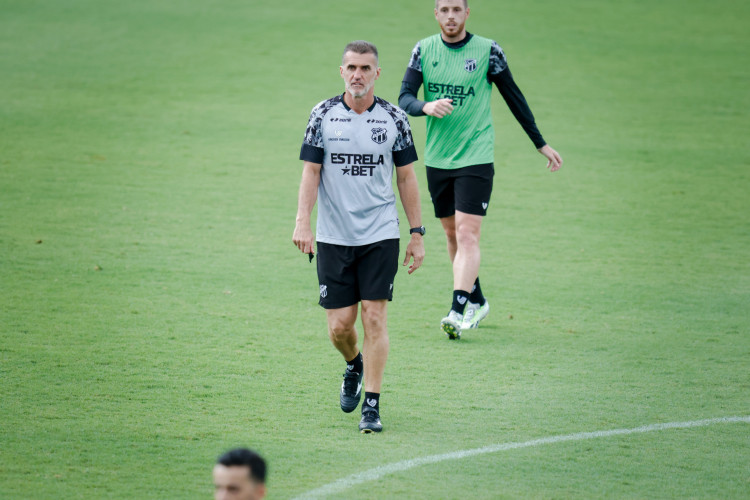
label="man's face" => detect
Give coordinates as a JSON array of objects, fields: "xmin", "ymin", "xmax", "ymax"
[
  {"xmin": 434, "ymin": 0, "xmax": 470, "ymax": 40},
  {"xmin": 213, "ymin": 465, "xmax": 266, "ymax": 500},
  {"xmin": 340, "ymin": 51, "xmax": 380, "ymax": 99}
]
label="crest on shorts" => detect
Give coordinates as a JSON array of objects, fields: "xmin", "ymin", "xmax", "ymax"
[
  {"xmin": 464, "ymin": 58, "xmax": 477, "ymax": 72},
  {"xmin": 371, "ymin": 127, "xmax": 387, "ymax": 144},
  {"xmin": 319, "ymin": 285, "xmax": 328, "ymax": 298}
]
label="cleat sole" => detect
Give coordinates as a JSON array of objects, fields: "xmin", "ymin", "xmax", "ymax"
[{"xmin": 441, "ymin": 321, "xmax": 461, "ymax": 340}]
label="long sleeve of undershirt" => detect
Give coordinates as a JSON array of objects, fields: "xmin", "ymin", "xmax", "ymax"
[
  {"xmin": 399, "ymin": 67, "xmax": 426, "ymax": 117},
  {"xmin": 491, "ymin": 67, "xmax": 546, "ymax": 149}
]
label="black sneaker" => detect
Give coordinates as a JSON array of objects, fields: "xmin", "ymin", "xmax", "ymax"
[
  {"xmin": 339, "ymin": 369, "xmax": 362, "ymax": 413},
  {"xmin": 359, "ymin": 406, "xmax": 382, "ymax": 433}
]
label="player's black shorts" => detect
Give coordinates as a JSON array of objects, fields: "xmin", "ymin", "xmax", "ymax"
[
  {"xmin": 316, "ymin": 239, "xmax": 400, "ymax": 309},
  {"xmin": 425, "ymin": 163, "xmax": 494, "ymax": 218}
]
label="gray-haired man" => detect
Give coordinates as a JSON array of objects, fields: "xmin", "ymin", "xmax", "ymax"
[{"xmin": 293, "ymin": 40, "xmax": 425, "ymax": 433}]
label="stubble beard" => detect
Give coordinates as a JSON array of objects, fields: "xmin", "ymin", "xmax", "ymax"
[{"xmin": 346, "ymin": 80, "xmax": 372, "ymax": 99}]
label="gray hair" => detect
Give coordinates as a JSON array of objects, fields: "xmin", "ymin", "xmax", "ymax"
[{"xmin": 342, "ymin": 40, "xmax": 379, "ymax": 64}]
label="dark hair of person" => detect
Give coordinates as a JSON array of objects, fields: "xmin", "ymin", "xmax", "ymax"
[
  {"xmin": 342, "ymin": 40, "xmax": 378, "ymax": 64},
  {"xmin": 216, "ymin": 448, "xmax": 267, "ymax": 483}
]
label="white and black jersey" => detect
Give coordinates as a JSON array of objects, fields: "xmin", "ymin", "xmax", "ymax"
[{"xmin": 300, "ymin": 94, "xmax": 418, "ymax": 246}]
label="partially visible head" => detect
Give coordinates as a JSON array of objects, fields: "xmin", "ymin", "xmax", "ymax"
[
  {"xmin": 213, "ymin": 448, "xmax": 267, "ymax": 500},
  {"xmin": 340, "ymin": 40, "xmax": 381, "ymax": 99},
  {"xmin": 434, "ymin": 0, "xmax": 470, "ymax": 41},
  {"xmin": 435, "ymin": 0, "xmax": 467, "ymax": 8}
]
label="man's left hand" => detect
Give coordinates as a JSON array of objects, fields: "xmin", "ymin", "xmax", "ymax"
[
  {"xmin": 538, "ymin": 144, "xmax": 563, "ymax": 172},
  {"xmin": 403, "ymin": 235, "xmax": 425, "ymax": 274}
]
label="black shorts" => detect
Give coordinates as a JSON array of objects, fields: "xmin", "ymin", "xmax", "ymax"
[
  {"xmin": 426, "ymin": 163, "xmax": 494, "ymax": 218},
  {"xmin": 316, "ymin": 239, "xmax": 400, "ymax": 309}
]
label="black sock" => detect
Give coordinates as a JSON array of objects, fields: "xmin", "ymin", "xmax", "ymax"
[
  {"xmin": 469, "ymin": 277, "xmax": 486, "ymax": 306},
  {"xmin": 346, "ymin": 352, "xmax": 363, "ymax": 374},
  {"xmin": 451, "ymin": 290, "xmax": 470, "ymax": 315},
  {"xmin": 363, "ymin": 392, "xmax": 380, "ymax": 412}
]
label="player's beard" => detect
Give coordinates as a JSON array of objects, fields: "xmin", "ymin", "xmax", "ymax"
[
  {"xmin": 439, "ymin": 16, "xmax": 467, "ymax": 40},
  {"xmin": 346, "ymin": 79, "xmax": 373, "ymax": 99}
]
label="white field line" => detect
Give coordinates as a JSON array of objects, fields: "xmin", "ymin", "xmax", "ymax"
[{"xmin": 292, "ymin": 416, "xmax": 750, "ymax": 500}]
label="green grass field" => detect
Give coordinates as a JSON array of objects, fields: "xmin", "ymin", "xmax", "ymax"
[{"xmin": 2, "ymin": 0, "xmax": 749, "ymax": 498}]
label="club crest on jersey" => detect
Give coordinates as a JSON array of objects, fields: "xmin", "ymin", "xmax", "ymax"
[
  {"xmin": 371, "ymin": 127, "xmax": 387, "ymax": 144},
  {"xmin": 464, "ymin": 58, "xmax": 477, "ymax": 73}
]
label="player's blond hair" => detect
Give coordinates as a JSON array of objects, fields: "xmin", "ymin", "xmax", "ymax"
[{"xmin": 435, "ymin": 0, "xmax": 468, "ymax": 9}]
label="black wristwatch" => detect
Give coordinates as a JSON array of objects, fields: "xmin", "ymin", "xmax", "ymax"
[{"xmin": 409, "ymin": 226, "xmax": 426, "ymax": 236}]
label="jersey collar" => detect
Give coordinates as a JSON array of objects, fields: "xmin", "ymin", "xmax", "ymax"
[
  {"xmin": 340, "ymin": 93, "xmax": 378, "ymax": 113},
  {"xmin": 441, "ymin": 31, "xmax": 473, "ymax": 49}
]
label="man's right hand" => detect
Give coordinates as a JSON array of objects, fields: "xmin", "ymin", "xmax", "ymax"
[
  {"xmin": 292, "ymin": 223, "xmax": 314, "ymax": 255},
  {"xmin": 422, "ymin": 98, "xmax": 454, "ymax": 118}
]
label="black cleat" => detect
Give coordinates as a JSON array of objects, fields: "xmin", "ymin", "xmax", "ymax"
[
  {"xmin": 340, "ymin": 369, "xmax": 363, "ymax": 413},
  {"xmin": 359, "ymin": 406, "xmax": 383, "ymax": 434}
]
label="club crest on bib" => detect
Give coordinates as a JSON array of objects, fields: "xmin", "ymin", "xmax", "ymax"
[
  {"xmin": 464, "ymin": 58, "xmax": 477, "ymax": 73},
  {"xmin": 371, "ymin": 127, "xmax": 387, "ymax": 144}
]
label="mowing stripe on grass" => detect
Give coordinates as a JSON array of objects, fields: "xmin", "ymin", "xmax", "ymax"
[{"xmin": 293, "ymin": 416, "xmax": 750, "ymax": 500}]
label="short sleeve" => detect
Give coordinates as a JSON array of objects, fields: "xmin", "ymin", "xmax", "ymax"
[
  {"xmin": 299, "ymin": 98, "xmax": 340, "ymax": 163},
  {"xmin": 488, "ymin": 40, "xmax": 508, "ymax": 77},
  {"xmin": 392, "ymin": 110, "xmax": 418, "ymax": 166},
  {"xmin": 407, "ymin": 42, "xmax": 423, "ymax": 73}
]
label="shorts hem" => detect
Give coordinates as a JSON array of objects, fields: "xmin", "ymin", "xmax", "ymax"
[{"xmin": 319, "ymin": 299, "xmax": 360, "ymax": 310}]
